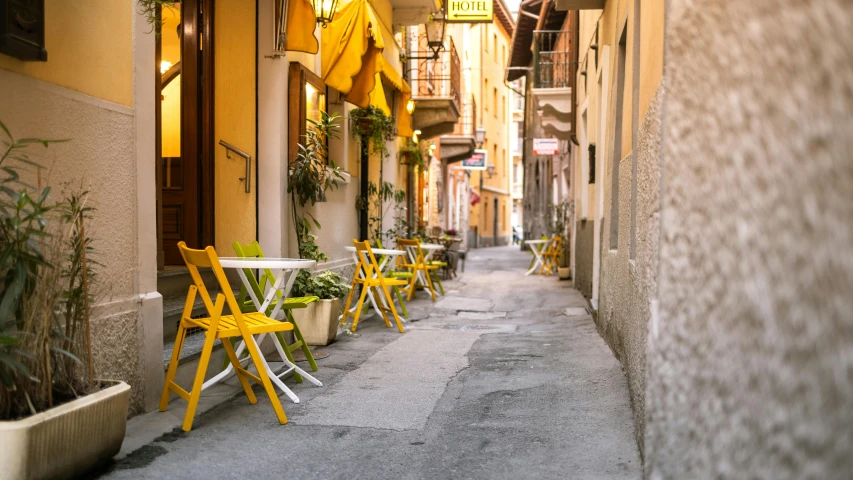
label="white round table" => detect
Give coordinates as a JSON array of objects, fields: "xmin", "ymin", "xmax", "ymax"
[
  {"xmin": 524, "ymin": 240, "xmax": 550, "ymax": 276},
  {"xmin": 202, "ymin": 257, "xmax": 321, "ymax": 404}
]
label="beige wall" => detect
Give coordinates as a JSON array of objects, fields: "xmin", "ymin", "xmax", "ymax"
[
  {"xmin": 0, "ymin": 0, "xmax": 135, "ymax": 107},
  {"xmin": 572, "ymin": 0, "xmax": 665, "ymax": 457},
  {"xmin": 214, "ymin": 0, "xmax": 257, "ymax": 252},
  {"xmin": 0, "ymin": 5, "xmax": 161, "ymax": 413},
  {"xmin": 646, "ymin": 0, "xmax": 853, "ymax": 476}
]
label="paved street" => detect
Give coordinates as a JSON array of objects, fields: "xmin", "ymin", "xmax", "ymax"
[{"xmin": 101, "ymin": 247, "xmax": 640, "ymax": 479}]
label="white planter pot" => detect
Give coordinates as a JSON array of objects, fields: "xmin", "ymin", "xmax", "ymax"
[
  {"xmin": 558, "ymin": 267, "xmax": 571, "ymax": 280},
  {"xmin": 291, "ymin": 298, "xmax": 342, "ymax": 346},
  {"xmin": 0, "ymin": 381, "xmax": 130, "ymax": 480}
]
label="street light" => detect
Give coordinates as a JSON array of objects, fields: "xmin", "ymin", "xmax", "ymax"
[
  {"xmin": 405, "ymin": 11, "xmax": 447, "ymax": 61},
  {"xmin": 425, "ymin": 11, "xmax": 446, "ymax": 56},
  {"xmin": 475, "ymin": 125, "xmax": 486, "ymax": 147},
  {"xmin": 406, "ymin": 99, "xmax": 416, "ymax": 114},
  {"xmin": 486, "ymin": 164, "xmax": 496, "ymax": 178},
  {"xmin": 312, "ymin": 0, "xmax": 339, "ymax": 27}
]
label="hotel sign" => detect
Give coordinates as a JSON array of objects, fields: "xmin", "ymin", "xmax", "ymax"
[
  {"xmin": 447, "ymin": 0, "xmax": 494, "ymax": 23},
  {"xmin": 460, "ymin": 149, "xmax": 488, "ymax": 170}
]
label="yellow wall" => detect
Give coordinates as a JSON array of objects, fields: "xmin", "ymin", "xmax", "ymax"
[
  {"xmin": 215, "ymin": 0, "xmax": 257, "ymax": 251},
  {"xmin": 0, "ymin": 0, "xmax": 134, "ymax": 107},
  {"xmin": 639, "ymin": 0, "xmax": 665, "ymax": 118}
]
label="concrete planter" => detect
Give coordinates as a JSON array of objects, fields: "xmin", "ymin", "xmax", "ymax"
[
  {"xmin": 558, "ymin": 267, "xmax": 571, "ymax": 280},
  {"xmin": 291, "ymin": 298, "xmax": 342, "ymax": 346},
  {"xmin": 0, "ymin": 381, "xmax": 130, "ymax": 480}
]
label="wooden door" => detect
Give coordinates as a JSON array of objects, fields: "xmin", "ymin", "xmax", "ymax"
[{"xmin": 157, "ymin": 0, "xmax": 214, "ymax": 266}]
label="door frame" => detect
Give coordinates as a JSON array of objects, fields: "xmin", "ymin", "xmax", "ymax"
[{"xmin": 154, "ymin": 0, "xmax": 215, "ymax": 267}]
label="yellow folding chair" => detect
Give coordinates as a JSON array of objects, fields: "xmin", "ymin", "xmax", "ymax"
[
  {"xmin": 160, "ymin": 242, "xmax": 291, "ymax": 431},
  {"xmin": 540, "ymin": 235, "xmax": 562, "ymax": 276},
  {"xmin": 340, "ymin": 240, "xmax": 409, "ymax": 333},
  {"xmin": 397, "ymin": 238, "xmax": 440, "ymax": 302}
]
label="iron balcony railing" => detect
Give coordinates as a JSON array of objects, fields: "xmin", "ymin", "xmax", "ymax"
[
  {"xmin": 412, "ymin": 37, "xmax": 462, "ymax": 112},
  {"xmin": 532, "ymin": 30, "xmax": 577, "ymax": 89},
  {"xmin": 452, "ymin": 94, "xmax": 477, "ymax": 136}
]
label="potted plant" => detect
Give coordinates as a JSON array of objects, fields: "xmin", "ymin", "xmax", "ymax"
[
  {"xmin": 349, "ymin": 105, "xmax": 394, "ymax": 160},
  {"xmin": 289, "ymin": 270, "xmax": 349, "ymax": 345},
  {"xmin": 0, "ymin": 121, "xmax": 130, "ymax": 479},
  {"xmin": 553, "ymin": 199, "xmax": 573, "ymax": 280}
]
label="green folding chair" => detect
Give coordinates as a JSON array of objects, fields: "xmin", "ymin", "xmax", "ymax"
[{"xmin": 226, "ymin": 240, "xmax": 319, "ymax": 380}]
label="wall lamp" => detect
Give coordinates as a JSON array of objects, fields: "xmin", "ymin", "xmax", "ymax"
[
  {"xmin": 486, "ymin": 164, "xmax": 496, "ymax": 178},
  {"xmin": 312, "ymin": 0, "xmax": 339, "ymax": 27},
  {"xmin": 475, "ymin": 125, "xmax": 486, "ymax": 147}
]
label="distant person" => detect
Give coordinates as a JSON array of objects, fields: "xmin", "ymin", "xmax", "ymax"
[{"xmin": 512, "ymin": 226, "xmax": 520, "ymax": 245}]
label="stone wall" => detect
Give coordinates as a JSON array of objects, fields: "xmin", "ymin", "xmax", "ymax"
[
  {"xmin": 573, "ymin": 220, "xmax": 595, "ymax": 298},
  {"xmin": 645, "ymin": 0, "xmax": 853, "ymax": 477},
  {"xmin": 597, "ymin": 86, "xmax": 663, "ymax": 456}
]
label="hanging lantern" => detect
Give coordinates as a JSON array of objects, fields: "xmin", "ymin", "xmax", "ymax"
[
  {"xmin": 312, "ymin": 0, "xmax": 339, "ymax": 27},
  {"xmin": 425, "ymin": 11, "xmax": 446, "ymax": 54}
]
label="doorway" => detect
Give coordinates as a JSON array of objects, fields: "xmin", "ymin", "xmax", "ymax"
[
  {"xmin": 493, "ymin": 197, "xmax": 499, "ymax": 246},
  {"xmin": 156, "ymin": 0, "xmax": 215, "ymax": 267}
]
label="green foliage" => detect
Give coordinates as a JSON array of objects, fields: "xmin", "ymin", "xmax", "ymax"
[
  {"xmin": 356, "ymin": 180, "xmax": 406, "ymax": 244},
  {"xmin": 349, "ymin": 106, "xmax": 394, "ymax": 159},
  {"xmin": 0, "ymin": 120, "xmax": 96, "ymax": 419},
  {"xmin": 550, "ymin": 199, "xmax": 573, "ymax": 268},
  {"xmin": 288, "ymin": 112, "xmax": 343, "ymax": 256},
  {"xmin": 137, "ymin": 0, "xmax": 178, "ymax": 36},
  {"xmin": 399, "ymin": 140, "xmax": 426, "ymax": 170},
  {"xmin": 292, "ymin": 270, "xmax": 347, "ymax": 300}
]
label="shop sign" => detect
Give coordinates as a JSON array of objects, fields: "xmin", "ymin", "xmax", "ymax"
[
  {"xmin": 460, "ymin": 149, "xmax": 487, "ymax": 170},
  {"xmin": 533, "ymin": 138, "xmax": 559, "ymax": 155}
]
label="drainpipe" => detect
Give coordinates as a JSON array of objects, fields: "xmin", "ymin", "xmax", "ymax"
[{"xmin": 359, "ymin": 140, "xmax": 368, "ymax": 241}]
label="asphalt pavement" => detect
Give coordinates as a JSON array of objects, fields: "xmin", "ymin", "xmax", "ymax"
[{"xmin": 98, "ymin": 246, "xmax": 641, "ymax": 480}]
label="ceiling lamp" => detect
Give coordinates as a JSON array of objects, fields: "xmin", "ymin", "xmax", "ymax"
[{"xmin": 312, "ymin": 0, "xmax": 339, "ymax": 27}]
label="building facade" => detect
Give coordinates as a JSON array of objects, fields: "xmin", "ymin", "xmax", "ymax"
[
  {"xmin": 0, "ymin": 0, "xmax": 434, "ymax": 415},
  {"xmin": 513, "ymin": 0, "xmax": 853, "ymax": 476}
]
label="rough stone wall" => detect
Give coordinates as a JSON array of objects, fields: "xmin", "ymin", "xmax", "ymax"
[
  {"xmin": 645, "ymin": 0, "xmax": 853, "ymax": 477},
  {"xmin": 573, "ymin": 220, "xmax": 595, "ymax": 298},
  {"xmin": 597, "ymin": 86, "xmax": 663, "ymax": 457},
  {"xmin": 0, "ymin": 68, "xmax": 149, "ymax": 414}
]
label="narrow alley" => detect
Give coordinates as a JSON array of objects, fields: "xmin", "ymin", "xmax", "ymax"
[{"xmin": 102, "ymin": 247, "xmax": 640, "ymax": 479}]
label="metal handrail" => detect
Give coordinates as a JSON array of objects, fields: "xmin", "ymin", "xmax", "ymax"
[{"xmin": 219, "ymin": 140, "xmax": 252, "ymax": 193}]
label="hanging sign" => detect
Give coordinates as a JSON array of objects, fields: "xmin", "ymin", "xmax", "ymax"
[
  {"xmin": 460, "ymin": 149, "xmax": 487, "ymax": 170},
  {"xmin": 446, "ymin": 0, "xmax": 494, "ymax": 23},
  {"xmin": 533, "ymin": 138, "xmax": 559, "ymax": 155}
]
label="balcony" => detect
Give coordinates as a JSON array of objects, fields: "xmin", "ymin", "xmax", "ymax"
[
  {"xmin": 440, "ymin": 94, "xmax": 477, "ymax": 163},
  {"xmin": 411, "ymin": 38, "xmax": 462, "ymax": 140},
  {"xmin": 531, "ymin": 30, "xmax": 576, "ymax": 140}
]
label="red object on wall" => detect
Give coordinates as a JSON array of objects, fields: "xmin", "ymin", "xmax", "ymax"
[{"xmin": 470, "ymin": 188, "xmax": 481, "ymax": 206}]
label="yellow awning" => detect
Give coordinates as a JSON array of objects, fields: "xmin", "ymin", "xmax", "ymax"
[
  {"xmin": 380, "ymin": 62, "xmax": 413, "ymax": 137},
  {"xmin": 322, "ymin": 0, "xmax": 412, "ymax": 135},
  {"xmin": 321, "ymin": 0, "xmax": 384, "ymax": 108},
  {"xmin": 284, "ymin": 0, "xmax": 319, "ymax": 54}
]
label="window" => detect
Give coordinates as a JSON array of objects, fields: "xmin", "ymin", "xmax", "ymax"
[
  {"xmin": 289, "ymin": 62, "xmax": 326, "ymax": 164},
  {"xmin": 610, "ymin": 27, "xmax": 628, "ymax": 250},
  {"xmin": 493, "ymin": 34, "xmax": 498, "ymax": 63},
  {"xmin": 493, "ymin": 87, "xmax": 498, "ymax": 117},
  {"xmin": 484, "ymin": 79, "xmax": 489, "ymax": 112},
  {"xmin": 501, "ymin": 95, "xmax": 506, "ymax": 123},
  {"xmin": 502, "ymin": 45, "xmax": 507, "ymax": 66}
]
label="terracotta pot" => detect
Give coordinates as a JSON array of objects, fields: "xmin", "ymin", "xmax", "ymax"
[
  {"xmin": 558, "ymin": 267, "xmax": 571, "ymax": 280},
  {"xmin": 0, "ymin": 381, "xmax": 131, "ymax": 480},
  {"xmin": 290, "ymin": 298, "xmax": 342, "ymax": 346}
]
